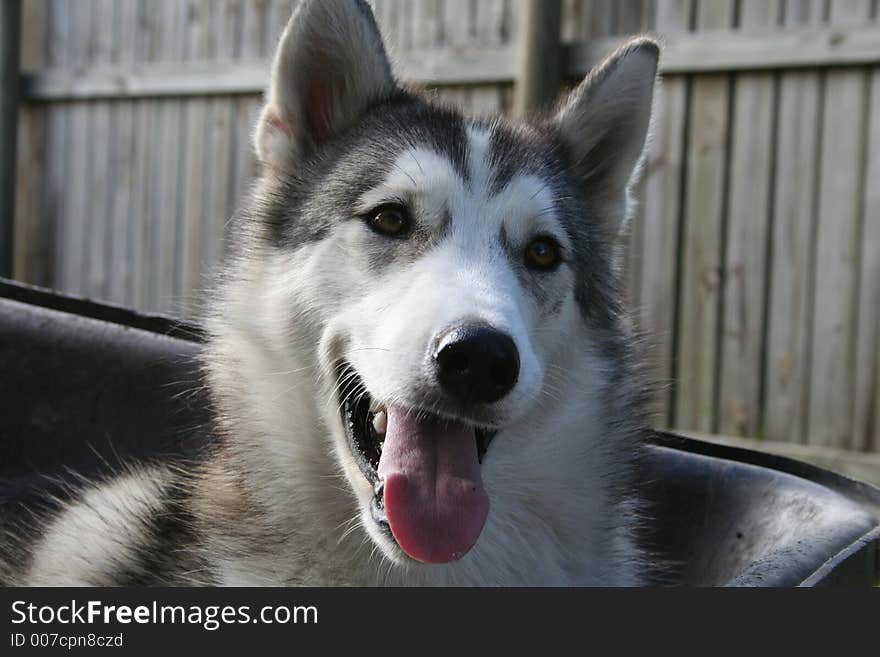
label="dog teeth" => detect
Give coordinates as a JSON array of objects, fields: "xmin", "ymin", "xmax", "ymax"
[{"xmin": 372, "ymin": 409, "xmax": 387, "ymax": 437}]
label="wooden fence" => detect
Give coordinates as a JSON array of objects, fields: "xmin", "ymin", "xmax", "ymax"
[{"xmin": 9, "ymin": 0, "xmax": 880, "ymax": 453}]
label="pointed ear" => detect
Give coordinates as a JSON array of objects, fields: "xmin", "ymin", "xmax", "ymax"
[
  {"xmin": 553, "ymin": 38, "xmax": 659, "ymax": 232},
  {"xmin": 254, "ymin": 0, "xmax": 396, "ymax": 170}
]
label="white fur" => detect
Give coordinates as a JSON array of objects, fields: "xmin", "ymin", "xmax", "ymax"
[
  {"xmin": 23, "ymin": 468, "xmax": 170, "ymax": 586},
  {"xmin": 344, "ymin": 131, "xmax": 572, "ymax": 422}
]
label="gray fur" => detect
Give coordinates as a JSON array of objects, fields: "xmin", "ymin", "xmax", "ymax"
[{"xmin": 252, "ymin": 93, "xmax": 470, "ymax": 257}]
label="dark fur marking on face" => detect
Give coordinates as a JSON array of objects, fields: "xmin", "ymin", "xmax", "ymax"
[
  {"xmin": 547, "ymin": 125, "xmax": 626, "ymax": 334},
  {"xmin": 498, "ymin": 224, "xmax": 509, "ymax": 251},
  {"xmin": 362, "ymin": 212, "xmax": 444, "ymax": 273},
  {"xmin": 482, "ymin": 117, "xmax": 624, "ymax": 330},
  {"xmin": 485, "ymin": 120, "xmax": 556, "ymax": 194},
  {"xmin": 239, "ymin": 92, "xmax": 475, "ymax": 282},
  {"xmin": 249, "ymin": 91, "xmax": 470, "ymax": 254}
]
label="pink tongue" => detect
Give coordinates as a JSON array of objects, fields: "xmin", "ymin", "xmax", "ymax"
[{"xmin": 377, "ymin": 406, "xmax": 489, "ymax": 563}]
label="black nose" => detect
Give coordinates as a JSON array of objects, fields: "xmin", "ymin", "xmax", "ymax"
[{"xmin": 433, "ymin": 325, "xmax": 520, "ymax": 404}]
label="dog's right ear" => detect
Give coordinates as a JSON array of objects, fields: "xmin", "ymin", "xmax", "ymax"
[{"xmin": 254, "ymin": 0, "xmax": 396, "ymax": 170}]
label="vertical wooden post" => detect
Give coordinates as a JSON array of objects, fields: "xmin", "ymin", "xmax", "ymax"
[
  {"xmin": 0, "ymin": 0, "xmax": 21, "ymax": 278},
  {"xmin": 512, "ymin": 0, "xmax": 562, "ymax": 118}
]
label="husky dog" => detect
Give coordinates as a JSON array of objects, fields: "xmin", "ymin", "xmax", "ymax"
[{"xmin": 4, "ymin": 0, "xmax": 658, "ymax": 585}]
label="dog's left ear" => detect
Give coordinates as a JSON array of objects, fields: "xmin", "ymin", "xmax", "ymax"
[
  {"xmin": 553, "ymin": 38, "xmax": 659, "ymax": 232},
  {"xmin": 254, "ymin": 0, "xmax": 397, "ymax": 170}
]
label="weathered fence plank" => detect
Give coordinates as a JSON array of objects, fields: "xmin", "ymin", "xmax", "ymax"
[
  {"xmin": 108, "ymin": 0, "xmax": 137, "ymax": 305},
  {"xmin": 636, "ymin": 0, "xmax": 691, "ymax": 426},
  {"xmin": 764, "ymin": 0, "xmax": 825, "ymax": 445},
  {"xmin": 437, "ymin": 0, "xmax": 473, "ymax": 112},
  {"xmin": 84, "ymin": 0, "xmax": 116, "ymax": 304},
  {"xmin": 152, "ymin": 2, "xmax": 187, "ymax": 313},
  {"xmin": 807, "ymin": 0, "xmax": 872, "ymax": 447},
  {"xmin": 231, "ymin": 0, "xmax": 261, "ymax": 218},
  {"xmin": 12, "ymin": 0, "xmax": 46, "ymax": 286},
  {"xmin": 45, "ymin": 0, "xmax": 69, "ymax": 299},
  {"xmin": 178, "ymin": 0, "xmax": 211, "ymax": 317},
  {"xmin": 201, "ymin": 0, "xmax": 242, "ymax": 281},
  {"xmin": 717, "ymin": 1, "xmax": 781, "ymax": 437},
  {"xmin": 675, "ymin": 0, "xmax": 734, "ymax": 433},
  {"xmin": 852, "ymin": 65, "xmax": 880, "ymax": 452},
  {"xmin": 470, "ymin": 0, "xmax": 510, "ymax": 116},
  {"xmin": 61, "ymin": 0, "xmax": 93, "ymax": 297}
]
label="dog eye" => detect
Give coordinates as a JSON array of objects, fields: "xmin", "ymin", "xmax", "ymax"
[
  {"xmin": 366, "ymin": 205, "xmax": 410, "ymax": 238},
  {"xmin": 524, "ymin": 237, "xmax": 562, "ymax": 271}
]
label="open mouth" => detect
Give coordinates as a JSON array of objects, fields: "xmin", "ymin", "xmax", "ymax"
[
  {"xmin": 337, "ymin": 364, "xmax": 497, "ymax": 482},
  {"xmin": 337, "ymin": 362, "xmax": 496, "ymax": 563}
]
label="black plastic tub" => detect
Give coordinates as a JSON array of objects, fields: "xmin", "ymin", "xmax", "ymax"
[{"xmin": 1, "ymin": 278, "xmax": 878, "ymax": 586}]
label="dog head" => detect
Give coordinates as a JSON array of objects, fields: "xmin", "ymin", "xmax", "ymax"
[{"xmin": 211, "ymin": 0, "xmax": 657, "ymax": 580}]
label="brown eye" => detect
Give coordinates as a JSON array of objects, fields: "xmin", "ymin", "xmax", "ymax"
[
  {"xmin": 524, "ymin": 237, "xmax": 562, "ymax": 271},
  {"xmin": 367, "ymin": 205, "xmax": 410, "ymax": 237}
]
